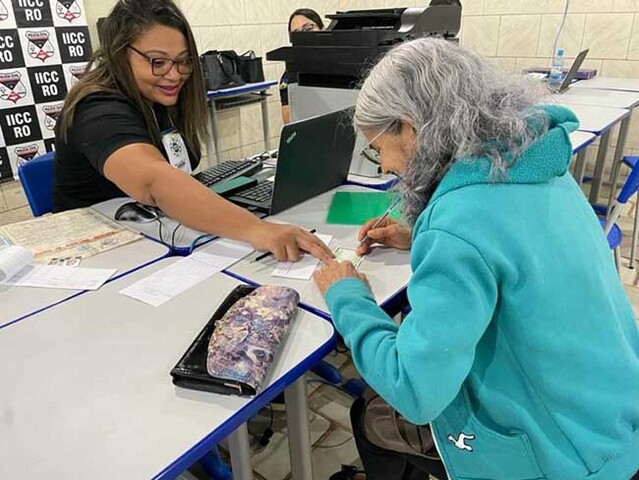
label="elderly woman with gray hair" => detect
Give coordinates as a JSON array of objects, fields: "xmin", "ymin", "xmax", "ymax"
[{"xmin": 314, "ymin": 38, "xmax": 639, "ymax": 480}]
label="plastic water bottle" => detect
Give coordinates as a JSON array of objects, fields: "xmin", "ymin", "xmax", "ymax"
[{"xmin": 548, "ymin": 48, "xmax": 565, "ymax": 87}]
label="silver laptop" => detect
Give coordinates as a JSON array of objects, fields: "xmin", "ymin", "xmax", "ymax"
[{"xmin": 550, "ymin": 49, "xmax": 589, "ymax": 94}]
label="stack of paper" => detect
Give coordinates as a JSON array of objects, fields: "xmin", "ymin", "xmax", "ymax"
[{"xmin": 0, "ymin": 245, "xmax": 116, "ymax": 290}]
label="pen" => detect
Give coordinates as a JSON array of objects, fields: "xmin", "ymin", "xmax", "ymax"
[
  {"xmin": 358, "ymin": 196, "xmax": 402, "ymax": 248},
  {"xmin": 252, "ymin": 228, "xmax": 317, "ymax": 263}
]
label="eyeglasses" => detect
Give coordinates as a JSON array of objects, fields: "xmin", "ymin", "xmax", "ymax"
[
  {"xmin": 128, "ymin": 45, "xmax": 193, "ymax": 77},
  {"xmin": 292, "ymin": 22, "xmax": 320, "ymax": 33},
  {"xmin": 360, "ymin": 123, "xmax": 396, "ymax": 166}
]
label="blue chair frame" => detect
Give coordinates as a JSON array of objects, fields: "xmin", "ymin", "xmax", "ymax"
[
  {"xmin": 600, "ymin": 155, "xmax": 639, "ymax": 272},
  {"xmin": 17, "ymin": 151, "xmax": 55, "ymax": 217}
]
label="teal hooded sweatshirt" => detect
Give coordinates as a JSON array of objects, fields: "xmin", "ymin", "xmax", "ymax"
[{"xmin": 325, "ymin": 105, "xmax": 639, "ymax": 480}]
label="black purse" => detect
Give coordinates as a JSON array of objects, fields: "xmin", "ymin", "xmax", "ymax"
[
  {"xmin": 235, "ymin": 50, "xmax": 265, "ymax": 84},
  {"xmin": 170, "ymin": 284, "xmax": 300, "ymax": 396},
  {"xmin": 200, "ymin": 50, "xmax": 245, "ymax": 91}
]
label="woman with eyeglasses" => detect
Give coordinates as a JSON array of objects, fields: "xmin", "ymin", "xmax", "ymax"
[
  {"xmin": 53, "ymin": 0, "xmax": 332, "ymax": 263},
  {"xmin": 279, "ymin": 8, "xmax": 324, "ymax": 124},
  {"xmin": 314, "ymin": 38, "xmax": 639, "ymax": 480}
]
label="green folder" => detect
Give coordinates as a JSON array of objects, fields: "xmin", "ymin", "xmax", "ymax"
[{"xmin": 326, "ymin": 191, "xmax": 401, "ymax": 225}]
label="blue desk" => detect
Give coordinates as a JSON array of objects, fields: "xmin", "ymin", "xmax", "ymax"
[
  {"xmin": 0, "ymin": 260, "xmax": 334, "ymax": 480},
  {"xmin": 207, "ymin": 81, "xmax": 278, "ymax": 164}
]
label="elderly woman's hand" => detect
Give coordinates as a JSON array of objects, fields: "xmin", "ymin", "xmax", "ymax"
[
  {"xmin": 356, "ymin": 217, "xmax": 412, "ymax": 256},
  {"xmin": 313, "ymin": 260, "xmax": 370, "ymax": 296}
]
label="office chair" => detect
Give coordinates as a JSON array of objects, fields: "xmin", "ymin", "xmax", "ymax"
[
  {"xmin": 598, "ymin": 155, "xmax": 639, "ymax": 273},
  {"xmin": 17, "ymin": 151, "xmax": 55, "ymax": 217}
]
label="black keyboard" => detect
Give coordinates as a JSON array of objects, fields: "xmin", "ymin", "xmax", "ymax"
[
  {"xmin": 193, "ymin": 158, "xmax": 262, "ymax": 187},
  {"xmin": 234, "ymin": 181, "xmax": 273, "ymax": 203}
]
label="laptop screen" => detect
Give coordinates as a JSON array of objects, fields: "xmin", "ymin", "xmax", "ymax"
[
  {"xmin": 557, "ymin": 49, "xmax": 589, "ymax": 93},
  {"xmin": 269, "ymin": 108, "xmax": 356, "ymax": 214}
]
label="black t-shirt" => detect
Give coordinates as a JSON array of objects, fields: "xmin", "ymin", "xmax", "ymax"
[
  {"xmin": 52, "ymin": 92, "xmax": 199, "ymax": 212},
  {"xmin": 278, "ymin": 71, "xmax": 298, "ymax": 106}
]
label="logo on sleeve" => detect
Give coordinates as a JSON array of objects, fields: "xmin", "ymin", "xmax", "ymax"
[
  {"xmin": 0, "ymin": 71, "xmax": 26, "ymax": 104},
  {"xmin": 55, "ymin": 0, "xmax": 81, "ymax": 22},
  {"xmin": 26, "ymin": 30, "xmax": 54, "ymax": 61},
  {"xmin": 447, "ymin": 432, "xmax": 475, "ymax": 452}
]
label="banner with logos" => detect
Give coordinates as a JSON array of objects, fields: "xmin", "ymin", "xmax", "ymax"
[{"xmin": 0, "ymin": 0, "xmax": 91, "ymax": 184}]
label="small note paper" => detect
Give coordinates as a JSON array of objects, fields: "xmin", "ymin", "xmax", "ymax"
[
  {"xmin": 271, "ymin": 234, "xmax": 333, "ymax": 280},
  {"xmin": 333, "ymin": 247, "xmax": 363, "ymax": 268}
]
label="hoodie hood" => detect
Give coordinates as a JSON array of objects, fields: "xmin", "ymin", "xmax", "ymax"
[{"xmin": 429, "ymin": 105, "xmax": 579, "ymax": 203}]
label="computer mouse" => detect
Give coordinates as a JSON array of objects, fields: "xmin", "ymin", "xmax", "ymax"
[{"xmin": 114, "ymin": 202, "xmax": 158, "ymax": 222}]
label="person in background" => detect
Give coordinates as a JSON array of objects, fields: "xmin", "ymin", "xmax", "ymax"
[
  {"xmin": 314, "ymin": 38, "xmax": 639, "ymax": 480},
  {"xmin": 279, "ymin": 8, "xmax": 324, "ymax": 124},
  {"xmin": 53, "ymin": 0, "xmax": 332, "ymax": 263}
]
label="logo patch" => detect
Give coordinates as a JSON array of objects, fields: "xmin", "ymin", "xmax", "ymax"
[
  {"xmin": 68, "ymin": 63, "xmax": 85, "ymax": 83},
  {"xmin": 0, "ymin": 71, "xmax": 26, "ymax": 104},
  {"xmin": 447, "ymin": 432, "xmax": 475, "ymax": 452},
  {"xmin": 42, "ymin": 103, "xmax": 62, "ymax": 130},
  {"xmin": 14, "ymin": 143, "xmax": 39, "ymax": 167},
  {"xmin": 26, "ymin": 31, "xmax": 54, "ymax": 62},
  {"xmin": 0, "ymin": 0, "xmax": 8, "ymax": 22},
  {"xmin": 56, "ymin": 0, "xmax": 81, "ymax": 22}
]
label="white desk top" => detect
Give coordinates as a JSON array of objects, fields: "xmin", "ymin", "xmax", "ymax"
[
  {"xmin": 0, "ymin": 237, "xmax": 169, "ymax": 329},
  {"xmin": 569, "ymin": 131, "xmax": 596, "ymax": 154},
  {"xmin": 573, "ymin": 77, "xmax": 639, "ymax": 93},
  {"xmin": 222, "ymin": 185, "xmax": 412, "ymax": 318},
  {"xmin": 0, "ymin": 260, "xmax": 334, "ymax": 480},
  {"xmin": 559, "ymin": 88, "xmax": 639, "ymax": 109},
  {"xmin": 556, "ymin": 103, "xmax": 629, "ymax": 134},
  {"xmin": 91, "ymin": 198, "xmax": 213, "ymax": 255}
]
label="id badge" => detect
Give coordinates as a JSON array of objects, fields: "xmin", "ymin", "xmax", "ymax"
[{"xmin": 161, "ymin": 129, "xmax": 191, "ymax": 174}]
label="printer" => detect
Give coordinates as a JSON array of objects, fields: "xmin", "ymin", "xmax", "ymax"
[{"xmin": 267, "ymin": 2, "xmax": 462, "ymax": 177}]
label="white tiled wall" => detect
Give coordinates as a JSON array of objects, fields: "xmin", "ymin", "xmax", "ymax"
[{"xmin": 3, "ymin": 0, "xmax": 639, "ymax": 225}]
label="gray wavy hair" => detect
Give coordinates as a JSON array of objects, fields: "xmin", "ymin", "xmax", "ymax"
[{"xmin": 354, "ymin": 37, "xmax": 548, "ymax": 225}]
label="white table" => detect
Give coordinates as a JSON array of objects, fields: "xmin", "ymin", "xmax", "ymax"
[
  {"xmin": 0, "ymin": 260, "xmax": 334, "ymax": 480},
  {"xmin": 0, "ymin": 237, "xmax": 169, "ymax": 329},
  {"xmin": 561, "ymin": 89, "xmax": 639, "ymax": 205},
  {"xmin": 557, "ymin": 103, "xmax": 630, "ymax": 203},
  {"xmin": 573, "ymin": 77, "xmax": 639, "ymax": 93},
  {"xmin": 207, "ymin": 81, "xmax": 277, "ymax": 164},
  {"xmin": 222, "ymin": 185, "xmax": 412, "ymax": 319},
  {"xmin": 570, "ymin": 131, "xmax": 596, "ymax": 154},
  {"xmin": 91, "ymin": 198, "xmax": 215, "ymax": 256}
]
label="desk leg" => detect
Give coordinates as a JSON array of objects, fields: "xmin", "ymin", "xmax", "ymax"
[
  {"xmin": 285, "ymin": 377, "xmax": 313, "ymax": 480},
  {"xmin": 228, "ymin": 424, "xmax": 253, "ymax": 480},
  {"xmin": 606, "ymin": 114, "xmax": 632, "ymax": 210},
  {"xmin": 208, "ymin": 99, "xmax": 222, "ymax": 164},
  {"xmin": 589, "ymin": 131, "xmax": 611, "ymax": 204},
  {"xmin": 573, "ymin": 150, "xmax": 588, "ymax": 186},
  {"xmin": 260, "ymin": 93, "xmax": 271, "ymax": 151}
]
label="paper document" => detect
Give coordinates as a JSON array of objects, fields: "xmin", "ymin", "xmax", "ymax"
[
  {"xmin": 333, "ymin": 247, "xmax": 363, "ymax": 268},
  {"xmin": 201, "ymin": 238, "xmax": 254, "ymax": 266},
  {"xmin": 120, "ymin": 251, "xmax": 238, "ymax": 307},
  {"xmin": 271, "ymin": 234, "xmax": 333, "ymax": 280},
  {"xmin": 0, "ymin": 208, "xmax": 141, "ymax": 264},
  {"xmin": 0, "ymin": 246, "xmax": 33, "ymax": 282},
  {"xmin": 2, "ymin": 265, "xmax": 116, "ymax": 290}
]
